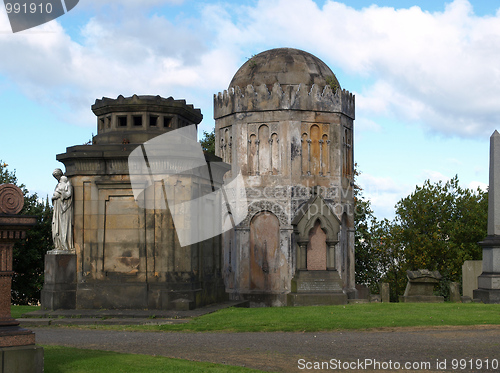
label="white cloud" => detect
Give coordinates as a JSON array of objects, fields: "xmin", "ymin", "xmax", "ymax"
[
  {"xmin": 1, "ymin": 0, "xmax": 500, "ymax": 139},
  {"xmin": 469, "ymin": 180, "xmax": 488, "ymax": 191},
  {"xmin": 357, "ymin": 173, "xmax": 412, "ymax": 219},
  {"xmin": 418, "ymin": 170, "xmax": 451, "ymax": 184},
  {"xmin": 355, "ymin": 117, "xmax": 382, "ymax": 133},
  {"xmin": 202, "ymin": 0, "xmax": 500, "ymax": 138}
]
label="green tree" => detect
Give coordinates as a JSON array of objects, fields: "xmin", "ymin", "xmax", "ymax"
[
  {"xmin": 200, "ymin": 129, "xmax": 215, "ymax": 156},
  {"xmin": 354, "ymin": 190, "xmax": 380, "ymax": 292},
  {"xmin": 394, "ymin": 175, "xmax": 487, "ymax": 299},
  {"xmin": 354, "ymin": 166, "xmax": 392, "ymax": 293},
  {"xmin": 0, "ymin": 161, "xmax": 54, "ymax": 304}
]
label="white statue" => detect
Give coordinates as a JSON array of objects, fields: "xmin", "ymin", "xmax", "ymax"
[{"xmin": 51, "ymin": 168, "xmax": 74, "ymax": 251}]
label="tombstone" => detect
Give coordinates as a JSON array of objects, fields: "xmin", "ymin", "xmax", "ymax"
[
  {"xmin": 450, "ymin": 282, "xmax": 461, "ymax": 303},
  {"xmin": 0, "ymin": 184, "xmax": 43, "ymax": 372},
  {"xmin": 355, "ymin": 284, "xmax": 370, "ymax": 300},
  {"xmin": 474, "ymin": 130, "xmax": 500, "ymax": 303},
  {"xmin": 399, "ymin": 269, "xmax": 444, "ymax": 303},
  {"xmin": 380, "ymin": 282, "xmax": 390, "ymax": 303},
  {"xmin": 462, "ymin": 260, "xmax": 482, "ymax": 299}
]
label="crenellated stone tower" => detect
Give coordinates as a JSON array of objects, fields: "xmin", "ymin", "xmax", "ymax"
[{"xmin": 214, "ymin": 48, "xmax": 356, "ymax": 306}]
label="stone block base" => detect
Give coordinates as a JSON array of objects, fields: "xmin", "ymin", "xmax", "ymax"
[
  {"xmin": 228, "ymin": 292, "xmax": 287, "ymax": 307},
  {"xmin": 0, "ymin": 345, "xmax": 43, "ymax": 373},
  {"xmin": 399, "ymin": 295, "xmax": 444, "ymax": 303},
  {"xmin": 76, "ymin": 277, "xmax": 226, "ymax": 310},
  {"xmin": 0, "ymin": 326, "xmax": 35, "ymax": 347},
  {"xmin": 287, "ymin": 292, "xmax": 347, "ymax": 306},
  {"xmin": 41, "ymin": 253, "xmax": 76, "ymax": 311},
  {"xmin": 291, "ymin": 270, "xmax": 343, "ymax": 293},
  {"xmin": 473, "ymin": 288, "xmax": 500, "ymax": 304}
]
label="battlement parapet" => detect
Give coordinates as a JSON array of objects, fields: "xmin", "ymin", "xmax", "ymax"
[
  {"xmin": 214, "ymin": 83, "xmax": 354, "ymax": 119},
  {"xmin": 92, "ymin": 94, "xmax": 202, "ymax": 122}
]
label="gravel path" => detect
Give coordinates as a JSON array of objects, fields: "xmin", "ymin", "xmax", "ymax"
[{"xmin": 33, "ymin": 326, "xmax": 500, "ymax": 372}]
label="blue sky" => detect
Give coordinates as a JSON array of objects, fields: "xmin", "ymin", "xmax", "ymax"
[{"xmin": 0, "ymin": 0, "xmax": 498, "ymax": 219}]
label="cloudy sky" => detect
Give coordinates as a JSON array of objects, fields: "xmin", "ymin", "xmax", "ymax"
[{"xmin": 0, "ymin": 0, "xmax": 498, "ymax": 219}]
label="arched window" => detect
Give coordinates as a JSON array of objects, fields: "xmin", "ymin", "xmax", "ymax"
[
  {"xmin": 301, "ymin": 133, "xmax": 309, "ymax": 175},
  {"xmin": 258, "ymin": 124, "xmax": 270, "ymax": 174},
  {"xmin": 310, "ymin": 125, "xmax": 320, "ymax": 175},
  {"xmin": 271, "ymin": 133, "xmax": 279, "ymax": 175},
  {"xmin": 248, "ymin": 134, "xmax": 258, "ymax": 175},
  {"xmin": 321, "ymin": 134, "xmax": 329, "ymax": 175}
]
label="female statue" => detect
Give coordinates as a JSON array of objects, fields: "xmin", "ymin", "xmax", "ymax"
[{"xmin": 51, "ymin": 168, "xmax": 74, "ymax": 251}]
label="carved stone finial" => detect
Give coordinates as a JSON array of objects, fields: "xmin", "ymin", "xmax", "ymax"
[{"xmin": 0, "ymin": 184, "xmax": 24, "ymax": 215}]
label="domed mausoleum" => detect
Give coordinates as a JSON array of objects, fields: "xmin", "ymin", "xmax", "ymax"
[{"xmin": 214, "ymin": 48, "xmax": 356, "ymax": 306}]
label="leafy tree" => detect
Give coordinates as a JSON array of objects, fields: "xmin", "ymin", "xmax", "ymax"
[
  {"xmin": 200, "ymin": 129, "xmax": 215, "ymax": 156},
  {"xmin": 394, "ymin": 175, "xmax": 487, "ymax": 300},
  {"xmin": 0, "ymin": 161, "xmax": 54, "ymax": 304},
  {"xmin": 355, "ymin": 171, "xmax": 486, "ymax": 301},
  {"xmin": 354, "ymin": 188, "xmax": 380, "ymax": 292}
]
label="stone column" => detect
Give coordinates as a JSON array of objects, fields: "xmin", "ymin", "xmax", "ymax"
[
  {"xmin": 474, "ymin": 130, "xmax": 500, "ymax": 303},
  {"xmin": 0, "ymin": 184, "xmax": 43, "ymax": 372}
]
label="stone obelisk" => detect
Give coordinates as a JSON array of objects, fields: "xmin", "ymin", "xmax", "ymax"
[{"xmin": 474, "ymin": 130, "xmax": 500, "ymax": 303}]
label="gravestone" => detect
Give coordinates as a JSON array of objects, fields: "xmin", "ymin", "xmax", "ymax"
[
  {"xmin": 462, "ymin": 260, "xmax": 482, "ymax": 299},
  {"xmin": 0, "ymin": 184, "xmax": 43, "ymax": 372},
  {"xmin": 474, "ymin": 130, "xmax": 500, "ymax": 303},
  {"xmin": 449, "ymin": 282, "xmax": 461, "ymax": 303},
  {"xmin": 380, "ymin": 283, "xmax": 390, "ymax": 303},
  {"xmin": 399, "ymin": 269, "xmax": 444, "ymax": 303}
]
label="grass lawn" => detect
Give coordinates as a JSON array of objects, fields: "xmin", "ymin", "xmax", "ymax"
[
  {"xmin": 11, "ymin": 304, "xmax": 40, "ymax": 319},
  {"xmin": 12, "ymin": 302, "xmax": 500, "ymax": 332},
  {"xmin": 153, "ymin": 302, "xmax": 500, "ymax": 332},
  {"xmin": 43, "ymin": 345, "xmax": 262, "ymax": 373}
]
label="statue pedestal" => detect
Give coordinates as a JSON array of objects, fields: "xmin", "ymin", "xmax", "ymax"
[
  {"xmin": 474, "ymin": 236, "xmax": 500, "ymax": 304},
  {"xmin": 41, "ymin": 251, "xmax": 77, "ymax": 310}
]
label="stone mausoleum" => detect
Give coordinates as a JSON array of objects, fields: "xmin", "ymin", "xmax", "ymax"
[
  {"xmin": 215, "ymin": 48, "xmax": 356, "ymax": 306},
  {"xmin": 43, "ymin": 47, "xmax": 356, "ymax": 310},
  {"xmin": 42, "ymin": 95, "xmax": 228, "ymax": 311}
]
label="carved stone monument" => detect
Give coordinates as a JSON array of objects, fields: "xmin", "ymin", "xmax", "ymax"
[
  {"xmin": 215, "ymin": 48, "xmax": 356, "ymax": 306},
  {"xmin": 399, "ymin": 269, "xmax": 444, "ymax": 303},
  {"xmin": 51, "ymin": 168, "xmax": 74, "ymax": 252},
  {"xmin": 41, "ymin": 169, "xmax": 77, "ymax": 310},
  {"xmin": 0, "ymin": 184, "xmax": 43, "ymax": 372},
  {"xmin": 474, "ymin": 130, "xmax": 500, "ymax": 303}
]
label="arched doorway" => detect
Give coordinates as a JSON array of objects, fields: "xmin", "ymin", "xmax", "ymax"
[{"xmin": 249, "ymin": 211, "xmax": 280, "ymax": 291}]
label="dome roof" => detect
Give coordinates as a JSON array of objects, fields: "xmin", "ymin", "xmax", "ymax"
[{"xmin": 229, "ymin": 48, "xmax": 340, "ymax": 91}]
